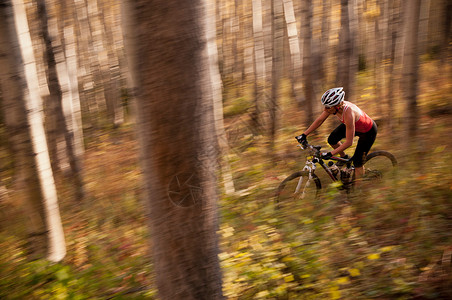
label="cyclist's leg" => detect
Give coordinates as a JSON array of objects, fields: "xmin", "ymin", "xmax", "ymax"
[
  {"xmin": 328, "ymin": 124, "xmax": 347, "ymax": 157},
  {"xmin": 353, "ymin": 122, "xmax": 377, "ymax": 181}
]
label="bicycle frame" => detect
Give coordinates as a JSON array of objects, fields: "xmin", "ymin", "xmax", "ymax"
[{"xmin": 298, "ymin": 143, "xmax": 353, "ymax": 183}]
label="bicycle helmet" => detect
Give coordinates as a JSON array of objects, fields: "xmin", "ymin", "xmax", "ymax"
[{"xmin": 321, "ymin": 87, "xmax": 345, "ymax": 107}]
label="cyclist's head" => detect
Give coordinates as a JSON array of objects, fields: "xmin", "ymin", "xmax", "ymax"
[{"xmin": 321, "ymin": 87, "xmax": 344, "ymax": 108}]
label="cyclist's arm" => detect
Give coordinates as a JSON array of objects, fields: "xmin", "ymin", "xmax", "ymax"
[
  {"xmin": 303, "ymin": 111, "xmax": 330, "ymax": 136},
  {"xmin": 331, "ymin": 110, "xmax": 355, "ymax": 156}
]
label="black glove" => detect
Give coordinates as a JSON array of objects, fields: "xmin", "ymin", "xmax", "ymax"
[
  {"xmin": 321, "ymin": 152, "xmax": 333, "ymax": 160},
  {"xmin": 295, "ymin": 133, "xmax": 307, "ymax": 144}
]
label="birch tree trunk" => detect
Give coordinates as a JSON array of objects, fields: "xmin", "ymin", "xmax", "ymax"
[
  {"xmin": 233, "ymin": 0, "xmax": 244, "ymax": 98},
  {"xmin": 301, "ymin": 0, "xmax": 315, "ymax": 125},
  {"xmin": 207, "ymin": 0, "xmax": 235, "ymax": 194},
  {"xmin": 320, "ymin": 0, "xmax": 331, "ymax": 85},
  {"xmin": 402, "ymin": 0, "xmax": 421, "ymax": 142},
  {"xmin": 37, "ymin": 0, "xmax": 85, "ymax": 200},
  {"xmin": 251, "ymin": 0, "xmax": 266, "ymax": 135},
  {"xmin": 336, "ymin": 0, "xmax": 357, "ymax": 101},
  {"xmin": 59, "ymin": 1, "xmax": 84, "ymax": 158},
  {"xmin": 62, "ymin": 22, "xmax": 85, "ymax": 159},
  {"xmin": 282, "ymin": 0, "xmax": 304, "ymax": 105},
  {"xmin": 98, "ymin": 0, "xmax": 124, "ymax": 127},
  {"xmin": 0, "ymin": 2, "xmax": 46, "ymax": 258},
  {"xmin": 122, "ymin": 0, "xmax": 223, "ymax": 298},
  {"xmin": 1, "ymin": 0, "xmax": 66, "ymax": 262},
  {"xmin": 384, "ymin": 0, "xmax": 401, "ymax": 133},
  {"xmin": 269, "ymin": 0, "xmax": 284, "ymax": 153}
]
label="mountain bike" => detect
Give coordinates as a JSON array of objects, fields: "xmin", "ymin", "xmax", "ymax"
[{"xmin": 275, "ymin": 139, "xmax": 398, "ymax": 209}]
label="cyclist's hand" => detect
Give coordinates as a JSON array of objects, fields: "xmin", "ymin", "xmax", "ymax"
[
  {"xmin": 295, "ymin": 133, "xmax": 307, "ymax": 144},
  {"xmin": 321, "ymin": 152, "xmax": 333, "ymax": 160}
]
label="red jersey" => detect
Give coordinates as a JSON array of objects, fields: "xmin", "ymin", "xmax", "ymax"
[{"xmin": 340, "ymin": 103, "xmax": 373, "ymax": 133}]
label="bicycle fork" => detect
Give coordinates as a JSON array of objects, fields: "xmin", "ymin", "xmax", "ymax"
[
  {"xmin": 295, "ymin": 174, "xmax": 311, "ymax": 199},
  {"xmin": 294, "ymin": 162, "xmax": 317, "ymax": 198}
]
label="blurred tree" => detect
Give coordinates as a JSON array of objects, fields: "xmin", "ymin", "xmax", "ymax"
[
  {"xmin": 233, "ymin": 0, "xmax": 245, "ymax": 98},
  {"xmin": 73, "ymin": 0, "xmax": 101, "ymax": 128},
  {"xmin": 282, "ymin": 0, "xmax": 304, "ymax": 106},
  {"xmin": 383, "ymin": 0, "xmax": 402, "ymax": 133},
  {"xmin": 36, "ymin": 0, "xmax": 85, "ymax": 200},
  {"xmin": 0, "ymin": 0, "xmax": 65, "ymax": 262},
  {"xmin": 251, "ymin": 0, "xmax": 266, "ymax": 135},
  {"xmin": 301, "ymin": 0, "xmax": 315, "ymax": 125},
  {"xmin": 402, "ymin": 0, "xmax": 421, "ymax": 141},
  {"xmin": 97, "ymin": 0, "xmax": 124, "ymax": 128},
  {"xmin": 122, "ymin": 0, "xmax": 223, "ymax": 298},
  {"xmin": 269, "ymin": 0, "xmax": 284, "ymax": 154},
  {"xmin": 336, "ymin": 0, "xmax": 357, "ymax": 102},
  {"xmin": 440, "ymin": 0, "xmax": 451, "ymax": 70},
  {"xmin": 208, "ymin": 0, "xmax": 235, "ymax": 194},
  {"xmin": 319, "ymin": 0, "xmax": 331, "ymax": 86},
  {"xmin": 59, "ymin": 1, "xmax": 84, "ymax": 159}
]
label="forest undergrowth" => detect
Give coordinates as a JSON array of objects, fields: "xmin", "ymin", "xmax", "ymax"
[{"xmin": 1, "ymin": 66, "xmax": 452, "ymax": 299}]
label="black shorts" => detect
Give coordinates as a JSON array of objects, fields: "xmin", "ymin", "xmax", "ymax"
[{"xmin": 327, "ymin": 121, "xmax": 377, "ymax": 167}]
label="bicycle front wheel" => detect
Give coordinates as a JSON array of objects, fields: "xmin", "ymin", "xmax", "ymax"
[
  {"xmin": 274, "ymin": 171, "xmax": 321, "ymax": 222},
  {"xmin": 364, "ymin": 150, "xmax": 398, "ymax": 181}
]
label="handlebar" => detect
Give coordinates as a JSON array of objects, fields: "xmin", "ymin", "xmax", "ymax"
[{"xmin": 296, "ymin": 138, "xmax": 351, "ymax": 163}]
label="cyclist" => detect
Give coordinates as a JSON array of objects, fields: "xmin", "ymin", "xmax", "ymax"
[{"xmin": 295, "ymin": 87, "xmax": 377, "ymax": 182}]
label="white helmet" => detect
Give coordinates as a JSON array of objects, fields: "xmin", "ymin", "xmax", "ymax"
[{"xmin": 321, "ymin": 87, "xmax": 345, "ymax": 107}]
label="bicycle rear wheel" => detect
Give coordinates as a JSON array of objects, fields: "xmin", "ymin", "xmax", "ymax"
[
  {"xmin": 274, "ymin": 171, "xmax": 321, "ymax": 225},
  {"xmin": 364, "ymin": 151, "xmax": 398, "ymax": 180}
]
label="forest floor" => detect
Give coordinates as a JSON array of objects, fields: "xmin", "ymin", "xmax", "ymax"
[{"xmin": 1, "ymin": 64, "xmax": 452, "ymax": 299}]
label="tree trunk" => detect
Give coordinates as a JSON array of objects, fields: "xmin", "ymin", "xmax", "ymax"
[
  {"xmin": 37, "ymin": 0, "xmax": 85, "ymax": 200},
  {"xmin": 301, "ymin": 0, "xmax": 314, "ymax": 125},
  {"xmin": 402, "ymin": 0, "xmax": 421, "ymax": 142},
  {"xmin": 320, "ymin": 0, "xmax": 331, "ymax": 85},
  {"xmin": 0, "ymin": 3, "xmax": 46, "ymax": 259},
  {"xmin": 373, "ymin": 5, "xmax": 384, "ymax": 117},
  {"xmin": 282, "ymin": 0, "xmax": 304, "ymax": 105},
  {"xmin": 384, "ymin": 0, "xmax": 402, "ymax": 133},
  {"xmin": 269, "ymin": 0, "xmax": 284, "ymax": 154},
  {"xmin": 207, "ymin": 0, "xmax": 235, "ymax": 194},
  {"xmin": 251, "ymin": 0, "xmax": 266, "ymax": 136},
  {"xmin": 123, "ymin": 0, "xmax": 223, "ymax": 298},
  {"xmin": 98, "ymin": 0, "xmax": 124, "ymax": 128},
  {"xmin": 440, "ymin": 0, "xmax": 452, "ymax": 70},
  {"xmin": 233, "ymin": 0, "xmax": 244, "ymax": 98},
  {"xmin": 336, "ymin": 0, "xmax": 357, "ymax": 101},
  {"xmin": 1, "ymin": 0, "xmax": 66, "ymax": 262}
]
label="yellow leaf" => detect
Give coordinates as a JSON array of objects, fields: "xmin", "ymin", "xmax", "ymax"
[
  {"xmin": 271, "ymin": 273, "xmax": 282, "ymax": 280},
  {"xmin": 303, "ymin": 218, "xmax": 313, "ymax": 224},
  {"xmin": 237, "ymin": 240, "xmax": 249, "ymax": 250},
  {"xmin": 380, "ymin": 246, "xmax": 394, "ymax": 252},
  {"xmin": 349, "ymin": 268, "xmax": 361, "ymax": 277},
  {"xmin": 336, "ymin": 276, "xmax": 350, "ymax": 285},
  {"xmin": 284, "ymin": 274, "xmax": 295, "ymax": 282},
  {"xmin": 330, "ymin": 286, "xmax": 341, "ymax": 300},
  {"xmin": 254, "ymin": 290, "xmax": 270, "ymax": 299},
  {"xmin": 281, "ymin": 256, "xmax": 296, "ymax": 262},
  {"xmin": 434, "ymin": 145, "xmax": 446, "ymax": 153},
  {"xmin": 368, "ymin": 253, "xmax": 380, "ymax": 260}
]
